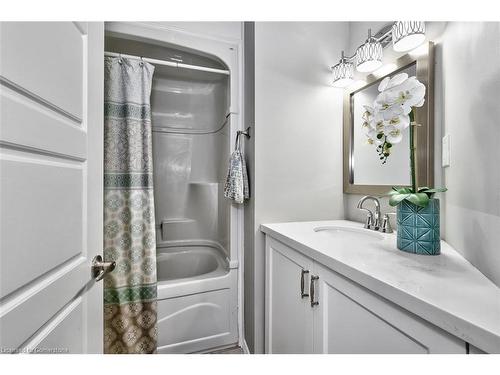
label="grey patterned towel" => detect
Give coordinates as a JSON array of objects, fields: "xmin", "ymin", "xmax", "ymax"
[{"xmin": 224, "ymin": 147, "xmax": 249, "ymax": 204}]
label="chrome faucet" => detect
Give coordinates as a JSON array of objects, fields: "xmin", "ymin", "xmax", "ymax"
[
  {"xmin": 356, "ymin": 196, "xmax": 395, "ymax": 233},
  {"xmin": 356, "ymin": 196, "xmax": 382, "ymax": 231}
]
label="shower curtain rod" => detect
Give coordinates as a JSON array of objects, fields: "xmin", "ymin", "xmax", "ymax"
[{"xmin": 104, "ymin": 51, "xmax": 230, "ymax": 75}]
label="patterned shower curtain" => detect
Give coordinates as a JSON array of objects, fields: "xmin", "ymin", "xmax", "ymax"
[{"xmin": 103, "ymin": 57, "xmax": 157, "ymax": 354}]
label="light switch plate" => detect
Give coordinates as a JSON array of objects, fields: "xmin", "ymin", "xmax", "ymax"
[{"xmin": 442, "ymin": 134, "xmax": 451, "ymax": 167}]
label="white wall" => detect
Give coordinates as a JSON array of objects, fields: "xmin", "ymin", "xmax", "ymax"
[
  {"xmin": 247, "ymin": 22, "xmax": 349, "ymax": 353},
  {"xmin": 344, "ymin": 22, "xmax": 500, "ymax": 287},
  {"xmin": 438, "ymin": 22, "xmax": 500, "ymax": 286}
]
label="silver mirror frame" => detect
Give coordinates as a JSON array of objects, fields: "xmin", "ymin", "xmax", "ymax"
[{"xmin": 343, "ymin": 42, "xmax": 435, "ymax": 195}]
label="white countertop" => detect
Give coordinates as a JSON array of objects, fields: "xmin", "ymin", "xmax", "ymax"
[{"xmin": 261, "ymin": 220, "xmax": 500, "ymax": 353}]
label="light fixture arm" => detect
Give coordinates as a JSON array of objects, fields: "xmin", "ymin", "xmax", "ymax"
[
  {"xmin": 372, "ymin": 24, "xmax": 395, "ymax": 47},
  {"xmin": 375, "ymin": 29, "xmax": 393, "ymax": 43},
  {"xmin": 340, "ymin": 50, "xmax": 357, "ymax": 63},
  {"xmin": 330, "ymin": 50, "xmax": 356, "ymax": 70},
  {"xmin": 336, "ymin": 23, "xmax": 395, "ymax": 66}
]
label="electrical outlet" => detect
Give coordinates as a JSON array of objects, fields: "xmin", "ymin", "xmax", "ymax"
[{"xmin": 442, "ymin": 134, "xmax": 451, "ymax": 167}]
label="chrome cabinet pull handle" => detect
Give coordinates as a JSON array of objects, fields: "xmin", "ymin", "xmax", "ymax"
[
  {"xmin": 310, "ymin": 275, "xmax": 319, "ymax": 307},
  {"xmin": 300, "ymin": 269, "xmax": 309, "ymax": 298}
]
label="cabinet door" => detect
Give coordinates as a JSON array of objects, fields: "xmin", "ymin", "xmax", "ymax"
[
  {"xmin": 313, "ymin": 263, "xmax": 466, "ymax": 354},
  {"xmin": 265, "ymin": 236, "xmax": 314, "ymax": 353}
]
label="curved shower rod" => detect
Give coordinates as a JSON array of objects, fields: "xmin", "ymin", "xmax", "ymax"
[{"xmin": 152, "ymin": 112, "xmax": 236, "ymax": 135}]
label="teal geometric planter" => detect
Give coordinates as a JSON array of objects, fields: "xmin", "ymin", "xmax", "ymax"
[{"xmin": 396, "ymin": 198, "xmax": 441, "ymax": 255}]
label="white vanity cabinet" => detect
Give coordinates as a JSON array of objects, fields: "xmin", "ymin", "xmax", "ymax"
[
  {"xmin": 265, "ymin": 236, "xmax": 467, "ymax": 354},
  {"xmin": 312, "ymin": 262, "xmax": 466, "ymax": 354},
  {"xmin": 265, "ymin": 236, "xmax": 314, "ymax": 353}
]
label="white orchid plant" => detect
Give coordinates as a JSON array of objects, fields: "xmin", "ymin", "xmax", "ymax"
[{"xmin": 362, "ymin": 73, "xmax": 446, "ymax": 208}]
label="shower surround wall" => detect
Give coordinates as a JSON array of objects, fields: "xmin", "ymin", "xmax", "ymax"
[
  {"xmin": 105, "ymin": 23, "xmax": 240, "ymax": 353},
  {"xmin": 151, "ymin": 69, "xmax": 230, "ymax": 250}
]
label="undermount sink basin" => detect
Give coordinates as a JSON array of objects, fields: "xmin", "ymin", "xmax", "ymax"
[{"xmin": 313, "ymin": 225, "xmax": 384, "ymax": 242}]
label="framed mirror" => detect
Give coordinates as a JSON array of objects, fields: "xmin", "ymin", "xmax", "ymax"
[{"xmin": 343, "ymin": 42, "xmax": 435, "ymax": 195}]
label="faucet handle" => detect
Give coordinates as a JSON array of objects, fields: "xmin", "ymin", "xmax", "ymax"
[
  {"xmin": 381, "ymin": 213, "xmax": 396, "ymax": 233},
  {"xmin": 358, "ymin": 208, "xmax": 374, "ymax": 229}
]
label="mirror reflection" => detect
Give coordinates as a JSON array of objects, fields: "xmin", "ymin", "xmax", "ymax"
[{"xmin": 351, "ymin": 63, "xmax": 416, "ymax": 186}]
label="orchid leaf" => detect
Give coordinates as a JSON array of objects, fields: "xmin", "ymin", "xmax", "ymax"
[
  {"xmin": 389, "ymin": 193, "xmax": 410, "ymax": 206},
  {"xmin": 395, "ymin": 187, "xmax": 412, "ymax": 194},
  {"xmin": 417, "ymin": 186, "xmax": 448, "ymax": 198},
  {"xmin": 387, "ymin": 187, "xmax": 407, "ymax": 196},
  {"xmin": 406, "ymin": 193, "xmax": 430, "ymax": 207},
  {"xmin": 421, "ymin": 187, "xmax": 448, "ymax": 193}
]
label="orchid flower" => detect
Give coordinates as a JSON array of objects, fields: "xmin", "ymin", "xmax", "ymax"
[
  {"xmin": 375, "ymin": 75, "xmax": 426, "ymax": 117},
  {"xmin": 378, "ymin": 73, "xmax": 409, "ymax": 92},
  {"xmin": 361, "ymin": 73, "xmax": 446, "ymax": 207},
  {"xmin": 383, "ymin": 125, "xmax": 403, "ymax": 144},
  {"xmin": 387, "ymin": 113, "xmax": 410, "ymax": 130},
  {"xmin": 365, "ymin": 128, "xmax": 383, "ymax": 145},
  {"xmin": 363, "ymin": 73, "xmax": 425, "ymax": 157}
]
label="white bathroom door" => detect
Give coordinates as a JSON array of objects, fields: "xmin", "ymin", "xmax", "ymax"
[{"xmin": 0, "ymin": 22, "xmax": 104, "ymax": 353}]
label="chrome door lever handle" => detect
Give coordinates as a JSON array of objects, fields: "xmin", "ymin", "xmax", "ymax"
[{"xmin": 91, "ymin": 255, "xmax": 116, "ymax": 282}]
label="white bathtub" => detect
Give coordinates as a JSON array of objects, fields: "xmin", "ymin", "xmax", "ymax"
[
  {"xmin": 157, "ymin": 245, "xmax": 227, "ymax": 282},
  {"xmin": 156, "ymin": 242, "xmax": 238, "ymax": 353}
]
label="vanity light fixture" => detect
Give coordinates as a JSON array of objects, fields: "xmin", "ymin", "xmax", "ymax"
[
  {"xmin": 331, "ymin": 22, "xmax": 426, "ymax": 88},
  {"xmin": 356, "ymin": 29, "xmax": 383, "ymax": 73},
  {"xmin": 331, "ymin": 51, "xmax": 354, "ymax": 87},
  {"xmin": 392, "ymin": 21, "xmax": 426, "ymax": 52}
]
